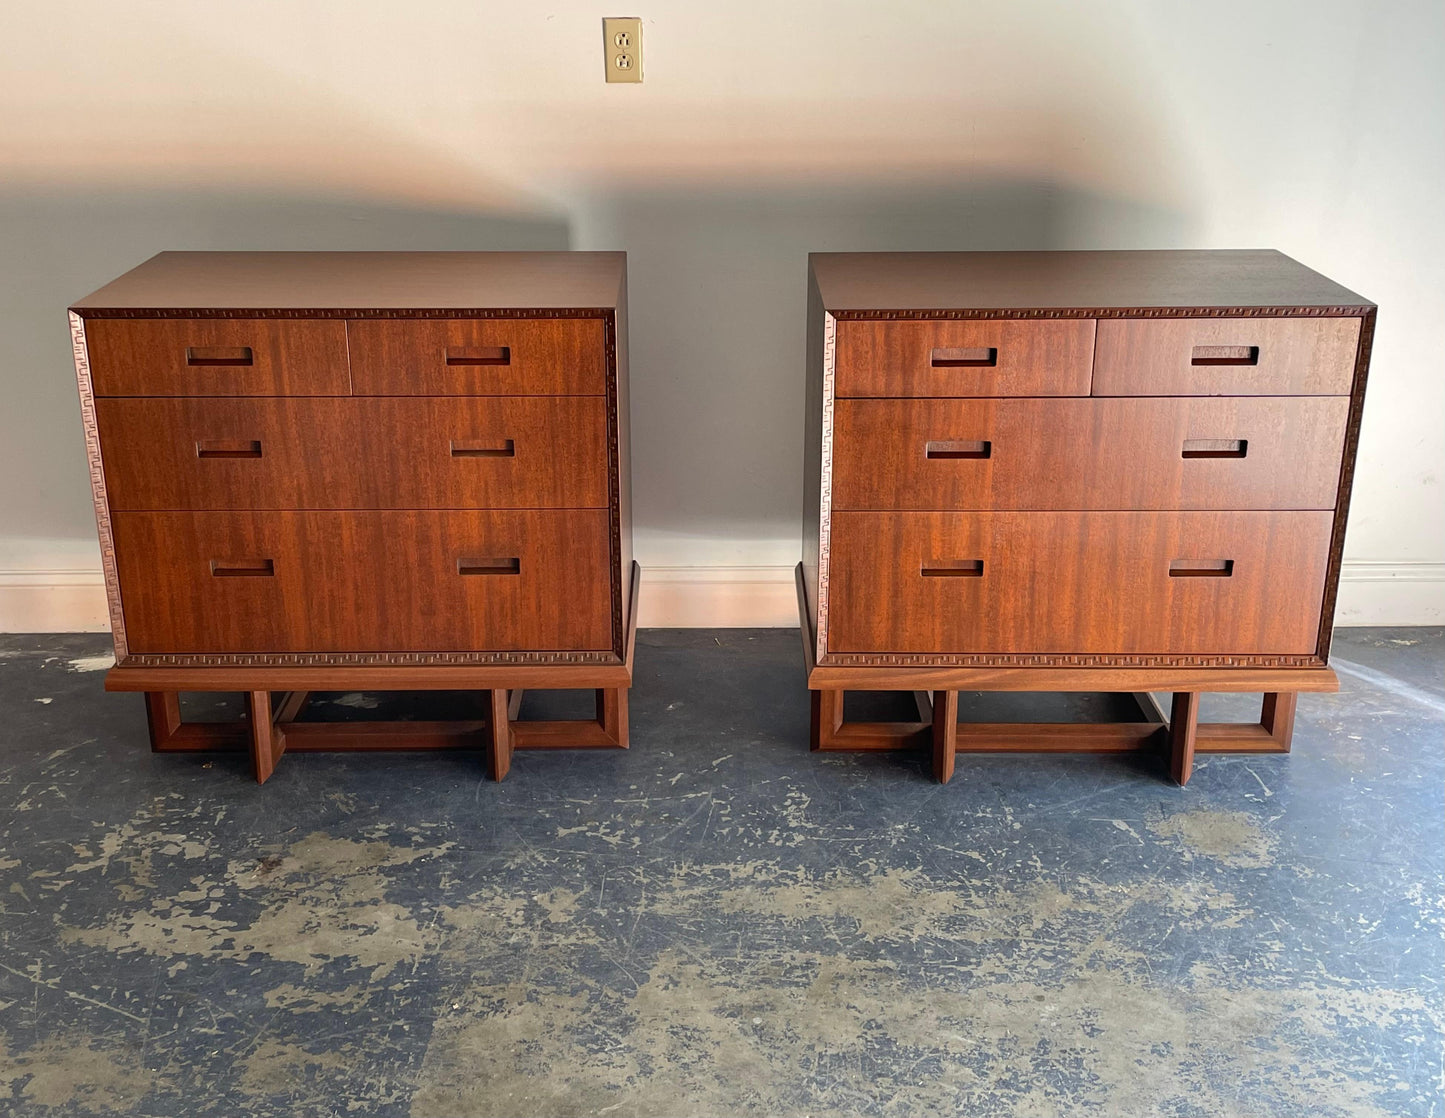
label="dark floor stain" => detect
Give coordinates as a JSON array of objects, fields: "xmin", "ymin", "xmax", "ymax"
[{"xmin": 0, "ymin": 628, "xmax": 1441, "ymax": 1117}]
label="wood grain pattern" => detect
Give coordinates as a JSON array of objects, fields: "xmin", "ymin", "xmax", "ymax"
[
  {"xmin": 828, "ymin": 511, "xmax": 1334, "ymax": 656},
  {"xmin": 112, "ymin": 510, "xmax": 613, "ymax": 653},
  {"xmin": 489, "ymin": 689, "xmax": 513, "ymax": 781},
  {"xmin": 931, "ymin": 690, "xmax": 958, "ymax": 782},
  {"xmin": 105, "ymin": 562, "xmax": 638, "ymax": 689},
  {"xmin": 247, "ymin": 690, "xmax": 284, "ymax": 784},
  {"xmin": 833, "ymin": 396, "xmax": 1349, "ymax": 511},
  {"xmin": 96, "ymin": 397, "xmax": 608, "ymax": 510},
  {"xmin": 1169, "ymin": 691, "xmax": 1199, "ymax": 785},
  {"xmin": 1093, "ymin": 317, "xmax": 1360, "ymax": 396},
  {"xmin": 347, "ymin": 318, "xmax": 606, "ymax": 395},
  {"xmin": 85, "ymin": 318, "xmax": 350, "ymax": 396},
  {"xmin": 834, "ymin": 318, "xmax": 1094, "ymax": 397},
  {"xmin": 1315, "ymin": 306, "xmax": 1376, "ymax": 661}
]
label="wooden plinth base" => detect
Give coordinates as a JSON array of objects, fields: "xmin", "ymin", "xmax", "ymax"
[
  {"xmin": 809, "ymin": 687, "xmax": 1295, "ymax": 785},
  {"xmin": 144, "ymin": 686, "xmax": 630, "ymax": 785}
]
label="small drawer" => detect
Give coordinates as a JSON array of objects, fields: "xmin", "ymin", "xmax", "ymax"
[
  {"xmin": 347, "ymin": 317, "xmax": 607, "ymax": 395},
  {"xmin": 831, "ymin": 396, "xmax": 1350, "ymax": 511},
  {"xmin": 96, "ymin": 397, "xmax": 609, "ymax": 510},
  {"xmin": 113, "ymin": 510, "xmax": 614, "ymax": 653},
  {"xmin": 1093, "ymin": 317, "xmax": 1360, "ymax": 396},
  {"xmin": 827, "ymin": 510, "xmax": 1333, "ymax": 655},
  {"xmin": 84, "ymin": 318, "xmax": 349, "ymax": 397},
  {"xmin": 833, "ymin": 318, "xmax": 1094, "ymax": 397}
]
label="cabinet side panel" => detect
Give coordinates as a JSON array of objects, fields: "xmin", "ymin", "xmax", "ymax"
[
  {"xmin": 70, "ymin": 312, "xmax": 128, "ymax": 660},
  {"xmin": 801, "ymin": 270, "xmax": 827, "ymax": 650},
  {"xmin": 611, "ymin": 287, "xmax": 634, "ymax": 658},
  {"xmin": 1317, "ymin": 308, "xmax": 1375, "ymax": 661}
]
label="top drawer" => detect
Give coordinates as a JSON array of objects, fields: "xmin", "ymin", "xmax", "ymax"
[
  {"xmin": 347, "ymin": 317, "xmax": 607, "ymax": 395},
  {"xmin": 834, "ymin": 319, "xmax": 1095, "ymax": 397},
  {"xmin": 1094, "ymin": 317, "xmax": 1360, "ymax": 396},
  {"xmin": 85, "ymin": 319, "xmax": 350, "ymax": 397}
]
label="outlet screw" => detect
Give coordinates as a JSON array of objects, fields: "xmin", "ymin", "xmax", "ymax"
[{"xmin": 614, "ymin": 52, "xmax": 633, "ymax": 70}]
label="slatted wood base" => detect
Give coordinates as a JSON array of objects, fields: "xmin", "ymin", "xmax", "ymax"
[
  {"xmin": 144, "ymin": 687, "xmax": 628, "ymax": 784},
  {"xmin": 809, "ymin": 687, "xmax": 1296, "ymax": 786}
]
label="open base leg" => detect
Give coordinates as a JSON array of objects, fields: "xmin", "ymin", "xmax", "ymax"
[
  {"xmin": 810, "ymin": 689, "xmax": 932, "ymax": 752},
  {"xmin": 504, "ymin": 686, "xmax": 629, "ymax": 753},
  {"xmin": 140, "ymin": 685, "xmax": 631, "ymax": 784},
  {"xmin": 1169, "ymin": 691, "xmax": 1199, "ymax": 786},
  {"xmin": 808, "ymin": 688, "xmax": 1301, "ymax": 786},
  {"xmin": 1170, "ymin": 690, "xmax": 1297, "ymax": 786}
]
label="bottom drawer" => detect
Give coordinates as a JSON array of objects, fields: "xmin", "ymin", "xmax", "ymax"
[
  {"xmin": 113, "ymin": 510, "xmax": 614, "ymax": 654},
  {"xmin": 827, "ymin": 510, "xmax": 1334, "ymax": 656}
]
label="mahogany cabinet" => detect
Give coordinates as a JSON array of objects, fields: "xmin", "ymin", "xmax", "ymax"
[
  {"xmin": 799, "ymin": 250, "xmax": 1374, "ymax": 784},
  {"xmin": 72, "ymin": 252, "xmax": 636, "ymax": 783}
]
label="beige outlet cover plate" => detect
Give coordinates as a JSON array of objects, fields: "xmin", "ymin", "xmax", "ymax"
[{"xmin": 603, "ymin": 17, "xmax": 642, "ymax": 83}]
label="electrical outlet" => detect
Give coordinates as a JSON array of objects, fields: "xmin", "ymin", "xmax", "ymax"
[{"xmin": 603, "ymin": 17, "xmax": 642, "ymax": 83}]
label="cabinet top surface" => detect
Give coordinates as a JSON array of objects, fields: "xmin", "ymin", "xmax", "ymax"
[
  {"xmin": 72, "ymin": 251, "xmax": 627, "ymax": 311},
  {"xmin": 810, "ymin": 250, "xmax": 1372, "ymax": 312}
]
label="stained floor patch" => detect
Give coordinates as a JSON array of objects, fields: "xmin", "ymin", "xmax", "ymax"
[{"xmin": 0, "ymin": 627, "xmax": 1442, "ymax": 1116}]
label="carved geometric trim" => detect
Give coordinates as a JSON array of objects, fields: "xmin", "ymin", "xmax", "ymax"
[
  {"xmin": 603, "ymin": 309, "xmax": 625, "ymax": 660},
  {"xmin": 70, "ymin": 312, "xmax": 128, "ymax": 660},
  {"xmin": 73, "ymin": 307, "xmax": 612, "ymax": 320},
  {"xmin": 830, "ymin": 306, "xmax": 1375, "ymax": 321},
  {"xmin": 120, "ymin": 650, "xmax": 624, "ymax": 668},
  {"xmin": 1315, "ymin": 305, "xmax": 1376, "ymax": 661},
  {"xmin": 815, "ymin": 311, "xmax": 838, "ymax": 664},
  {"xmin": 818, "ymin": 652, "xmax": 1328, "ymax": 669}
]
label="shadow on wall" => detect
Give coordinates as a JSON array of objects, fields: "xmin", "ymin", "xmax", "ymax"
[
  {"xmin": 0, "ymin": 180, "xmax": 1196, "ymax": 574},
  {"xmin": 592, "ymin": 180, "xmax": 1197, "ymax": 565},
  {"xmin": 0, "ymin": 190, "xmax": 570, "ymax": 552}
]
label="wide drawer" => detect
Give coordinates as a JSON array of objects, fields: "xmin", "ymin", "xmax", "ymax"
[
  {"xmin": 84, "ymin": 318, "xmax": 350, "ymax": 396},
  {"xmin": 95, "ymin": 397, "xmax": 608, "ymax": 510},
  {"xmin": 112, "ymin": 510, "xmax": 614, "ymax": 653},
  {"xmin": 347, "ymin": 317, "xmax": 607, "ymax": 395},
  {"xmin": 1093, "ymin": 317, "xmax": 1360, "ymax": 396},
  {"xmin": 827, "ymin": 510, "xmax": 1333, "ymax": 655},
  {"xmin": 831, "ymin": 396, "xmax": 1350, "ymax": 511},
  {"xmin": 833, "ymin": 318, "xmax": 1094, "ymax": 397}
]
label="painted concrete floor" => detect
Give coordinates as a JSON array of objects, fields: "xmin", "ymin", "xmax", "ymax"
[{"xmin": 0, "ymin": 628, "xmax": 1441, "ymax": 1117}]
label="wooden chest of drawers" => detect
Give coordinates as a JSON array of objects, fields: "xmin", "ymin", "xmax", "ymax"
[
  {"xmin": 799, "ymin": 250, "xmax": 1374, "ymax": 784},
  {"xmin": 71, "ymin": 252, "xmax": 636, "ymax": 783}
]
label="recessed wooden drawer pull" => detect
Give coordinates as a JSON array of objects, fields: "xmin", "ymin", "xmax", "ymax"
[
  {"xmin": 1190, "ymin": 345, "xmax": 1259, "ymax": 366},
  {"xmin": 922, "ymin": 559, "xmax": 984, "ymax": 577},
  {"xmin": 1168, "ymin": 558, "xmax": 1234, "ymax": 577},
  {"xmin": 1181, "ymin": 438, "xmax": 1248, "ymax": 459},
  {"xmin": 185, "ymin": 346, "xmax": 254, "ymax": 366},
  {"xmin": 444, "ymin": 346, "xmax": 511, "ymax": 366},
  {"xmin": 926, "ymin": 439, "xmax": 992, "ymax": 460},
  {"xmin": 196, "ymin": 439, "xmax": 263, "ymax": 459},
  {"xmin": 209, "ymin": 558, "xmax": 275, "ymax": 577},
  {"xmin": 450, "ymin": 438, "xmax": 516, "ymax": 458},
  {"xmin": 931, "ymin": 346, "xmax": 998, "ymax": 368},
  {"xmin": 457, "ymin": 556, "xmax": 521, "ymax": 575}
]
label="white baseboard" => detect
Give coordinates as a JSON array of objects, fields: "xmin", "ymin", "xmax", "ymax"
[
  {"xmin": 637, "ymin": 565, "xmax": 800, "ymax": 628},
  {"xmin": 1333, "ymin": 561, "xmax": 1445, "ymax": 626},
  {"xmin": 0, "ymin": 569, "xmax": 111, "ymax": 633},
  {"xmin": 2, "ymin": 560, "xmax": 1441, "ymax": 634}
]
